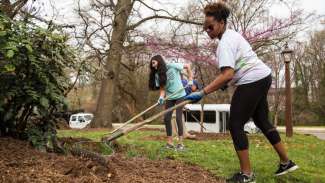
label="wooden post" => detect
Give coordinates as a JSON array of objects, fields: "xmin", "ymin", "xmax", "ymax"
[
  {"xmin": 284, "ymin": 61, "xmax": 293, "ymax": 137},
  {"xmin": 200, "ymin": 101, "xmax": 204, "ymax": 133},
  {"xmin": 281, "ymin": 43, "xmax": 293, "ymax": 137}
]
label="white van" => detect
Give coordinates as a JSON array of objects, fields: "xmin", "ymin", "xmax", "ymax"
[{"xmin": 69, "ymin": 113, "xmax": 94, "ymax": 129}]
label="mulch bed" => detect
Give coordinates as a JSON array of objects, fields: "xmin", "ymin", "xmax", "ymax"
[{"xmin": 0, "ymin": 137, "xmax": 223, "ymax": 183}]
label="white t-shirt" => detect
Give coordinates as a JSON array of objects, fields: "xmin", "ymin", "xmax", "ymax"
[{"xmin": 216, "ymin": 29, "xmax": 271, "ymax": 85}]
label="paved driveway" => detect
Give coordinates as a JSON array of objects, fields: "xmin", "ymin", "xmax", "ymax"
[
  {"xmin": 301, "ymin": 131, "xmax": 325, "ymax": 140},
  {"xmin": 277, "ymin": 127, "xmax": 325, "ymax": 140}
]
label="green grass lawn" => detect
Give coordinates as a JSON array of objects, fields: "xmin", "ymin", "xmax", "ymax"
[{"xmin": 58, "ymin": 129, "xmax": 325, "ymax": 183}]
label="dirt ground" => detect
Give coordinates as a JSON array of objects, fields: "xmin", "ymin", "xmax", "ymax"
[
  {"xmin": 188, "ymin": 131, "xmax": 231, "ymax": 141},
  {"xmin": 108, "ymin": 154, "xmax": 222, "ymax": 183},
  {"xmin": 0, "ymin": 137, "xmax": 223, "ymax": 183}
]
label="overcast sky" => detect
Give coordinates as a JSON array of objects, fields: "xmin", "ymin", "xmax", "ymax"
[
  {"xmin": 299, "ymin": 0, "xmax": 325, "ymax": 15},
  {"xmin": 29, "ymin": 0, "xmax": 324, "ymax": 43},
  {"xmin": 35, "ymin": 0, "xmax": 325, "ymax": 24}
]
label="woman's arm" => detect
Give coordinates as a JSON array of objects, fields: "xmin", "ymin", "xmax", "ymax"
[
  {"xmin": 183, "ymin": 64, "xmax": 193, "ymax": 81},
  {"xmin": 183, "ymin": 68, "xmax": 234, "ymax": 102},
  {"xmin": 191, "ymin": 84, "xmax": 197, "ymax": 92},
  {"xmin": 157, "ymin": 87, "xmax": 166, "ymax": 105},
  {"xmin": 203, "ymin": 67, "xmax": 234, "ymax": 94},
  {"xmin": 159, "ymin": 87, "xmax": 166, "ymax": 97}
]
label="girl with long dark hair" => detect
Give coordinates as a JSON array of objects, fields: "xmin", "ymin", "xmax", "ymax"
[{"xmin": 149, "ymin": 55, "xmax": 193, "ymax": 150}]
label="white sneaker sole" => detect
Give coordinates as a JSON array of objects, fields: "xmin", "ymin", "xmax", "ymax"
[{"xmin": 275, "ymin": 165, "xmax": 299, "ymax": 176}]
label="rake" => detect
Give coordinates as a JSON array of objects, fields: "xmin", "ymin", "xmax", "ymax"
[
  {"xmin": 103, "ymin": 100, "xmax": 191, "ymax": 143},
  {"xmin": 109, "ymin": 85, "xmax": 189, "ymax": 134}
]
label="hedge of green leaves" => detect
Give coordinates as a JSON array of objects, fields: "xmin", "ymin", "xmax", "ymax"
[{"xmin": 0, "ymin": 14, "xmax": 78, "ymax": 150}]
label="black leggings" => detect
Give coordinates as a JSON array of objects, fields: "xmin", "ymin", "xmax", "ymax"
[
  {"xmin": 229, "ymin": 75, "xmax": 281, "ymax": 151},
  {"xmin": 164, "ymin": 99, "xmax": 184, "ymax": 137}
]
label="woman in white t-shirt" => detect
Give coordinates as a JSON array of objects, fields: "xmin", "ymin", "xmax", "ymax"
[{"xmin": 184, "ymin": 2, "xmax": 298, "ymax": 182}]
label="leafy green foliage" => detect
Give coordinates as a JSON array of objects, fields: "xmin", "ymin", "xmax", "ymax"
[{"xmin": 0, "ymin": 14, "xmax": 78, "ymax": 149}]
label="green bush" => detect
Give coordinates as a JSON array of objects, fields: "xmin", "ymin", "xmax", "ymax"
[{"xmin": 0, "ymin": 14, "xmax": 78, "ymax": 149}]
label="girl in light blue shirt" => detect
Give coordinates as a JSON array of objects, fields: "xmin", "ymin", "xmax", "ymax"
[{"xmin": 149, "ymin": 55, "xmax": 193, "ymax": 150}]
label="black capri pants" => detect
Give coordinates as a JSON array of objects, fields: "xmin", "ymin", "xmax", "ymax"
[
  {"xmin": 164, "ymin": 99, "xmax": 184, "ymax": 137},
  {"xmin": 229, "ymin": 75, "xmax": 281, "ymax": 151}
]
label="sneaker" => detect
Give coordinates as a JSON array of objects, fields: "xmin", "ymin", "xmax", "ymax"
[
  {"xmin": 165, "ymin": 143, "xmax": 174, "ymax": 150},
  {"xmin": 275, "ymin": 160, "xmax": 299, "ymax": 176},
  {"xmin": 175, "ymin": 144, "xmax": 185, "ymax": 151},
  {"xmin": 226, "ymin": 172, "xmax": 256, "ymax": 183}
]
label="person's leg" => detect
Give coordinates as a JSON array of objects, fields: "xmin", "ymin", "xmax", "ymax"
[
  {"xmin": 229, "ymin": 76, "xmax": 276, "ymax": 176},
  {"xmin": 171, "ymin": 117, "xmax": 178, "ymax": 136},
  {"xmin": 229, "ymin": 86, "xmax": 261, "ymax": 175},
  {"xmin": 175, "ymin": 99, "xmax": 184, "ymax": 144},
  {"xmin": 182, "ymin": 108, "xmax": 196, "ymax": 139},
  {"xmin": 273, "ymin": 143, "xmax": 289, "ymax": 163},
  {"xmin": 252, "ymin": 89, "xmax": 289, "ymax": 163},
  {"xmin": 182, "ymin": 120, "xmax": 196, "ymax": 139},
  {"xmin": 164, "ymin": 100, "xmax": 176, "ymax": 145},
  {"xmin": 252, "ymin": 76, "xmax": 298, "ymax": 176}
]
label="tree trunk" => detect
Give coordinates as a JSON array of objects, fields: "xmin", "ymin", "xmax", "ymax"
[
  {"xmin": 0, "ymin": 0, "xmax": 28, "ymax": 19},
  {"xmin": 0, "ymin": 0, "xmax": 13, "ymax": 17},
  {"xmin": 92, "ymin": 0, "xmax": 133, "ymax": 128}
]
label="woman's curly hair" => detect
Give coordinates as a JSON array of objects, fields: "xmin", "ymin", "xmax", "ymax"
[{"xmin": 204, "ymin": 2, "xmax": 231, "ymax": 23}]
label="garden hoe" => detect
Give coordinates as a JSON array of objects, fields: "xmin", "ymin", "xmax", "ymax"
[{"xmin": 109, "ymin": 85, "xmax": 190, "ymax": 135}]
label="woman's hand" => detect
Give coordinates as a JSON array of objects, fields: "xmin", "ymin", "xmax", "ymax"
[
  {"xmin": 158, "ymin": 87, "xmax": 166, "ymax": 105},
  {"xmin": 188, "ymin": 80, "xmax": 194, "ymax": 86},
  {"xmin": 184, "ymin": 90, "xmax": 205, "ymax": 103},
  {"xmin": 157, "ymin": 96, "xmax": 164, "ymax": 105}
]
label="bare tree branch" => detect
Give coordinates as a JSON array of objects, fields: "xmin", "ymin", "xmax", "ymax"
[
  {"xmin": 11, "ymin": 0, "xmax": 28, "ymax": 16},
  {"xmin": 128, "ymin": 15, "xmax": 202, "ymax": 30},
  {"xmin": 135, "ymin": 0, "xmax": 173, "ymax": 17},
  {"xmin": 21, "ymin": 10, "xmax": 76, "ymax": 28}
]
